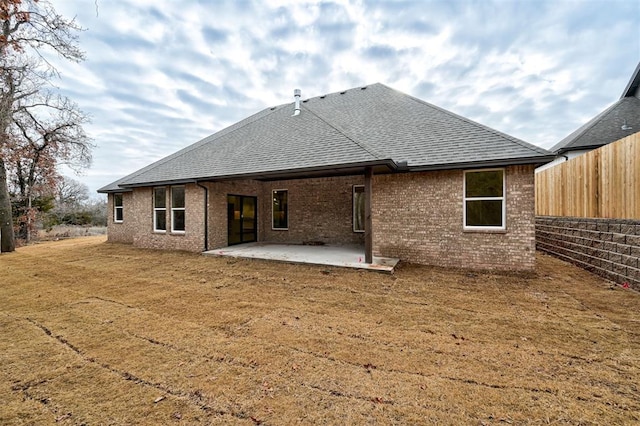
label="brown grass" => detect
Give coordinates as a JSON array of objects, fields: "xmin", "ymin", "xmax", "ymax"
[
  {"xmin": 38, "ymin": 225, "xmax": 107, "ymax": 241},
  {"xmin": 1, "ymin": 236, "xmax": 638, "ymax": 425}
]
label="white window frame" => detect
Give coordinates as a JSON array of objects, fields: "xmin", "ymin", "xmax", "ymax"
[
  {"xmin": 153, "ymin": 187, "xmax": 167, "ymax": 233},
  {"xmin": 353, "ymin": 185, "xmax": 365, "ymax": 233},
  {"xmin": 113, "ymin": 193, "xmax": 124, "ymax": 223},
  {"xmin": 171, "ymin": 186, "xmax": 186, "ymax": 234},
  {"xmin": 463, "ymin": 168, "xmax": 506, "ymax": 231},
  {"xmin": 272, "ymin": 189, "xmax": 288, "ymax": 230}
]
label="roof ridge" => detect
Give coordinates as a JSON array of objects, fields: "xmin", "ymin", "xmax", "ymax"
[
  {"xmin": 621, "ymin": 61, "xmax": 640, "ymax": 99},
  {"xmin": 379, "ymin": 83, "xmax": 549, "ymax": 156},
  {"xmin": 300, "ymin": 90, "xmax": 387, "ymax": 160}
]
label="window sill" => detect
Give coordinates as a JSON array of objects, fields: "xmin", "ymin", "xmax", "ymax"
[
  {"xmin": 272, "ymin": 228, "xmax": 288, "ymax": 231},
  {"xmin": 171, "ymin": 231, "xmax": 186, "ymax": 236},
  {"xmin": 463, "ymin": 228, "xmax": 507, "ymax": 234},
  {"xmin": 153, "ymin": 230, "xmax": 167, "ymax": 234},
  {"xmin": 113, "ymin": 221, "xmax": 124, "ymax": 224}
]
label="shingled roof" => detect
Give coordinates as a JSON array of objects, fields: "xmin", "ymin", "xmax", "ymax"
[
  {"xmin": 551, "ymin": 62, "xmax": 640, "ymax": 155},
  {"xmin": 99, "ymin": 83, "xmax": 552, "ymax": 193}
]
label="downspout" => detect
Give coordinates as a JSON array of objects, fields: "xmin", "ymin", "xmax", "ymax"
[{"xmin": 195, "ymin": 181, "xmax": 209, "ymax": 251}]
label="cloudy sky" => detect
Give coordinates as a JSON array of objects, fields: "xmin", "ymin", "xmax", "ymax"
[{"xmin": 48, "ymin": 0, "xmax": 639, "ymax": 196}]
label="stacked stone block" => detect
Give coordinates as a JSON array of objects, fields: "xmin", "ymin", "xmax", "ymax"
[{"xmin": 536, "ymin": 216, "xmax": 640, "ymax": 290}]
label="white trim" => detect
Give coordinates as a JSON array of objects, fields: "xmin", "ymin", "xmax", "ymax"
[
  {"xmin": 153, "ymin": 186, "xmax": 167, "ymax": 232},
  {"xmin": 171, "ymin": 186, "xmax": 186, "ymax": 233},
  {"xmin": 463, "ymin": 168, "xmax": 506, "ymax": 231},
  {"xmin": 353, "ymin": 185, "xmax": 365, "ymax": 233},
  {"xmin": 113, "ymin": 193, "xmax": 124, "ymax": 223},
  {"xmin": 272, "ymin": 189, "xmax": 288, "ymax": 230}
]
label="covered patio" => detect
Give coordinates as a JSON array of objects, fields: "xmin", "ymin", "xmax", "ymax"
[{"xmin": 203, "ymin": 242, "xmax": 399, "ymax": 272}]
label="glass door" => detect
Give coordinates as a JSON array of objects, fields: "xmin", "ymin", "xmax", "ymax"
[
  {"xmin": 227, "ymin": 195, "xmax": 257, "ymax": 245},
  {"xmin": 242, "ymin": 197, "xmax": 256, "ymax": 242}
]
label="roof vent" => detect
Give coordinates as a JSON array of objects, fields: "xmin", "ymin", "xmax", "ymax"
[
  {"xmin": 293, "ymin": 89, "xmax": 301, "ymax": 116},
  {"xmin": 340, "ymin": 90, "xmax": 347, "ymax": 94},
  {"xmin": 621, "ymin": 119, "xmax": 633, "ymax": 131}
]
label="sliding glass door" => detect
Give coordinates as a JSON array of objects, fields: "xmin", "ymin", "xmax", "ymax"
[{"xmin": 227, "ymin": 195, "xmax": 257, "ymax": 245}]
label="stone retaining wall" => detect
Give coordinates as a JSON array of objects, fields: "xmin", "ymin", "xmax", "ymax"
[{"xmin": 536, "ymin": 216, "xmax": 640, "ymax": 290}]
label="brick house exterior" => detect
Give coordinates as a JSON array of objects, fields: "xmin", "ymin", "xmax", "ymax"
[
  {"xmin": 374, "ymin": 165, "xmax": 535, "ymax": 270},
  {"xmin": 100, "ymin": 84, "xmax": 552, "ymax": 271},
  {"xmin": 106, "ymin": 164, "xmax": 536, "ymax": 270}
]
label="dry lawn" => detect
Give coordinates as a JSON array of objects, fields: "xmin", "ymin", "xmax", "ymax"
[{"xmin": 1, "ymin": 237, "xmax": 639, "ymax": 425}]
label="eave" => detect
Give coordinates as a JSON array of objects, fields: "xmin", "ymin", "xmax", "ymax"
[{"xmin": 113, "ymin": 159, "xmax": 401, "ymax": 190}]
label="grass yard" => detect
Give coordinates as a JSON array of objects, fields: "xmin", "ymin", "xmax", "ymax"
[{"xmin": 1, "ymin": 237, "xmax": 639, "ymax": 425}]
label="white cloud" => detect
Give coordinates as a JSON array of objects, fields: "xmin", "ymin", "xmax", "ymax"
[{"xmin": 43, "ymin": 0, "xmax": 640, "ymax": 194}]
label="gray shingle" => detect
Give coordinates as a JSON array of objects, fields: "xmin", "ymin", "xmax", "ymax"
[
  {"xmin": 551, "ymin": 62, "xmax": 640, "ymax": 155},
  {"xmin": 550, "ymin": 97, "xmax": 640, "ymax": 154},
  {"xmin": 99, "ymin": 83, "xmax": 552, "ymax": 192},
  {"xmin": 302, "ymin": 84, "xmax": 550, "ymax": 168}
]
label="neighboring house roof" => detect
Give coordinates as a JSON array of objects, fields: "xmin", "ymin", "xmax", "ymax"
[
  {"xmin": 551, "ymin": 62, "xmax": 640, "ymax": 155},
  {"xmin": 99, "ymin": 83, "xmax": 552, "ymax": 193},
  {"xmin": 621, "ymin": 61, "xmax": 640, "ymax": 98}
]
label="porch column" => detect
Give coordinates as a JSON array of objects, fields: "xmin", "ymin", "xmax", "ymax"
[{"xmin": 364, "ymin": 166, "xmax": 373, "ymax": 264}]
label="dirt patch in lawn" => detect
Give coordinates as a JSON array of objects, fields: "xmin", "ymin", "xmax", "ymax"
[{"xmin": 1, "ymin": 236, "xmax": 638, "ymax": 424}]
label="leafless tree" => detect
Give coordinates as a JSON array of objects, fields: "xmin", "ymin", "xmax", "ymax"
[
  {"xmin": 0, "ymin": 0, "xmax": 90, "ymax": 251},
  {"xmin": 55, "ymin": 176, "xmax": 89, "ymax": 210}
]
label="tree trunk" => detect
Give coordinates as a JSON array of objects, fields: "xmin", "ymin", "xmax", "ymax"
[
  {"xmin": 25, "ymin": 192, "xmax": 31, "ymax": 244},
  {"xmin": 0, "ymin": 156, "xmax": 16, "ymax": 252}
]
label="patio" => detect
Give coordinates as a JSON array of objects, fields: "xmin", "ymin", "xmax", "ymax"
[{"xmin": 203, "ymin": 242, "xmax": 399, "ymax": 272}]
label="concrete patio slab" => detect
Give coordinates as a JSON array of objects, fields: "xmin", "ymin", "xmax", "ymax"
[{"xmin": 203, "ymin": 242, "xmax": 399, "ymax": 272}]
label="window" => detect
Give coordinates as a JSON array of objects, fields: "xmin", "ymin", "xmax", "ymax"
[
  {"xmin": 463, "ymin": 169, "xmax": 505, "ymax": 230},
  {"xmin": 353, "ymin": 185, "xmax": 365, "ymax": 232},
  {"xmin": 153, "ymin": 187, "xmax": 166, "ymax": 232},
  {"xmin": 171, "ymin": 186, "xmax": 186, "ymax": 233},
  {"xmin": 113, "ymin": 193, "xmax": 123, "ymax": 223},
  {"xmin": 272, "ymin": 189, "xmax": 288, "ymax": 229}
]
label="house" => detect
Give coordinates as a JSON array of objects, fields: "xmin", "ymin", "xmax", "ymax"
[
  {"xmin": 537, "ymin": 62, "xmax": 640, "ymax": 172},
  {"xmin": 98, "ymin": 83, "xmax": 553, "ymax": 271}
]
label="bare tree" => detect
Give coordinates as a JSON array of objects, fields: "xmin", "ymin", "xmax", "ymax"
[
  {"xmin": 0, "ymin": 0, "xmax": 89, "ymax": 251},
  {"xmin": 55, "ymin": 175, "xmax": 89, "ymax": 210},
  {"xmin": 43, "ymin": 176, "xmax": 96, "ymax": 231}
]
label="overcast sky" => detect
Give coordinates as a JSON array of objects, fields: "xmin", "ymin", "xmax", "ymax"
[{"xmin": 49, "ymin": 0, "xmax": 639, "ymax": 196}]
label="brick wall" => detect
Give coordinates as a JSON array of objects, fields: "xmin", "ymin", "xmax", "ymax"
[
  {"xmin": 205, "ymin": 180, "xmax": 262, "ymax": 249},
  {"xmin": 105, "ymin": 166, "xmax": 538, "ymax": 271},
  {"xmin": 107, "ymin": 176, "xmax": 364, "ymax": 252},
  {"xmin": 126, "ymin": 184, "xmax": 205, "ymax": 252},
  {"xmin": 373, "ymin": 165, "xmax": 536, "ymax": 270},
  {"xmin": 536, "ymin": 216, "xmax": 640, "ymax": 289},
  {"xmin": 261, "ymin": 176, "xmax": 365, "ymax": 245},
  {"xmin": 204, "ymin": 176, "xmax": 365, "ymax": 249},
  {"xmin": 106, "ymin": 192, "xmax": 134, "ymax": 244}
]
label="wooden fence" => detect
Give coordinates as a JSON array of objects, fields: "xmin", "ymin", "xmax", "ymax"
[{"xmin": 535, "ymin": 132, "xmax": 640, "ymax": 219}]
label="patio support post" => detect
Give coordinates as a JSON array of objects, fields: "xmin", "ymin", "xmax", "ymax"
[
  {"xmin": 196, "ymin": 181, "xmax": 209, "ymax": 251},
  {"xmin": 364, "ymin": 166, "xmax": 373, "ymax": 264}
]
